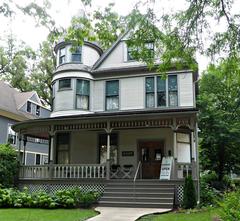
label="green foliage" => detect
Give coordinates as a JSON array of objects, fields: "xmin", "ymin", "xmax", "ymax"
[
  {"xmin": 0, "ymin": 144, "xmax": 19, "ymax": 188},
  {"xmin": 199, "ymin": 59, "xmax": 240, "ymax": 181},
  {"xmin": 0, "ymin": 187, "xmax": 100, "ymax": 209},
  {"xmin": 219, "ymin": 190, "xmax": 240, "ymax": 221},
  {"xmin": 183, "ymin": 176, "xmax": 197, "ymax": 209}
]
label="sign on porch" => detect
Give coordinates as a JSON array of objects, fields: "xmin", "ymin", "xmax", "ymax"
[
  {"xmin": 159, "ymin": 157, "xmax": 173, "ymax": 180},
  {"xmin": 122, "ymin": 151, "xmax": 134, "ymax": 157}
]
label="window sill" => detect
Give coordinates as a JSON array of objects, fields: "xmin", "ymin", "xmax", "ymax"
[{"xmin": 58, "ymin": 88, "xmax": 72, "ymax": 92}]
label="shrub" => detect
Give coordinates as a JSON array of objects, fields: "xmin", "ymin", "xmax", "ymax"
[
  {"xmin": 0, "ymin": 187, "xmax": 100, "ymax": 209},
  {"xmin": 219, "ymin": 190, "xmax": 240, "ymax": 221},
  {"xmin": 182, "ymin": 175, "xmax": 197, "ymax": 209},
  {"xmin": 0, "ymin": 144, "xmax": 19, "ymax": 187}
]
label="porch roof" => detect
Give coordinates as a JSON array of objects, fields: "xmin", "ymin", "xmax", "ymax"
[{"xmin": 12, "ymin": 107, "xmax": 198, "ymax": 139}]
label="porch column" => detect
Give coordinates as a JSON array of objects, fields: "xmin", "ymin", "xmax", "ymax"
[
  {"xmin": 173, "ymin": 130, "xmax": 178, "ymax": 179},
  {"xmin": 18, "ymin": 133, "xmax": 22, "ymax": 164},
  {"xmin": 49, "ymin": 134, "xmax": 55, "ymax": 163},
  {"xmin": 191, "ymin": 131, "xmax": 197, "ymax": 179},
  {"xmin": 22, "ymin": 135, "xmax": 27, "ymax": 165},
  {"xmin": 106, "ymin": 132, "xmax": 111, "ymax": 180}
]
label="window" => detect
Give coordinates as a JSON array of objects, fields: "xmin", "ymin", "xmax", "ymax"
[
  {"xmin": 127, "ymin": 46, "xmax": 135, "ymax": 61},
  {"xmin": 59, "ymin": 79, "xmax": 71, "ymax": 90},
  {"xmin": 106, "ymin": 80, "xmax": 119, "ymax": 110},
  {"xmin": 52, "ymin": 82, "xmax": 56, "ymax": 110},
  {"xmin": 99, "ymin": 133, "xmax": 118, "ymax": 164},
  {"xmin": 145, "ymin": 75, "xmax": 178, "ymax": 108},
  {"xmin": 71, "ymin": 47, "xmax": 81, "ymax": 62},
  {"xmin": 36, "ymin": 105, "xmax": 40, "ymax": 116},
  {"xmin": 157, "ymin": 77, "xmax": 166, "ymax": 107},
  {"xmin": 27, "ymin": 101, "xmax": 31, "ymax": 113},
  {"xmin": 145, "ymin": 42, "xmax": 154, "ymax": 59},
  {"xmin": 35, "ymin": 154, "xmax": 41, "ymax": 165},
  {"xmin": 59, "ymin": 47, "xmax": 66, "ymax": 65},
  {"xmin": 168, "ymin": 75, "xmax": 178, "ymax": 106},
  {"xmin": 56, "ymin": 133, "xmax": 70, "ymax": 164},
  {"xmin": 177, "ymin": 133, "xmax": 191, "ymax": 163},
  {"xmin": 76, "ymin": 79, "xmax": 90, "ymax": 110},
  {"xmin": 7, "ymin": 124, "xmax": 16, "ymax": 145},
  {"xmin": 146, "ymin": 77, "xmax": 155, "ymax": 108}
]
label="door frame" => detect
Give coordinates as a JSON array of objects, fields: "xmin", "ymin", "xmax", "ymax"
[{"xmin": 137, "ymin": 139, "xmax": 166, "ymax": 179}]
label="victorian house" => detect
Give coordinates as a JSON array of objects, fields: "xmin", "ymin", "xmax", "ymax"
[
  {"xmin": 0, "ymin": 80, "xmax": 50, "ymax": 165},
  {"xmin": 13, "ymin": 32, "xmax": 199, "ymax": 208}
]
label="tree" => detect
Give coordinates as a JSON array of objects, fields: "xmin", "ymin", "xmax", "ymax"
[{"xmin": 198, "ymin": 58, "xmax": 240, "ymax": 180}]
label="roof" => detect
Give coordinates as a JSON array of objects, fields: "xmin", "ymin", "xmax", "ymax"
[{"xmin": 0, "ymin": 80, "xmax": 42, "ymax": 121}]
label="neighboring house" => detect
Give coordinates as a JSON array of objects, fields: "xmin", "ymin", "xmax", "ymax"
[
  {"xmin": 13, "ymin": 32, "xmax": 198, "ymax": 208},
  {"xmin": 0, "ymin": 80, "xmax": 50, "ymax": 165}
]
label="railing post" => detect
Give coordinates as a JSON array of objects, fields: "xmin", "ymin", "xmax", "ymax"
[{"xmin": 49, "ymin": 162, "xmax": 53, "ymax": 179}]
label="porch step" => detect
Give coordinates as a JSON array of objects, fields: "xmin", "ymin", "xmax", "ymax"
[{"xmin": 98, "ymin": 180, "xmax": 174, "ymax": 208}]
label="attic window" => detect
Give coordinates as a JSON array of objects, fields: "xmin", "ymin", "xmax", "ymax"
[
  {"xmin": 36, "ymin": 105, "xmax": 40, "ymax": 116},
  {"xmin": 71, "ymin": 47, "xmax": 82, "ymax": 62},
  {"xmin": 27, "ymin": 101, "xmax": 31, "ymax": 113},
  {"xmin": 59, "ymin": 47, "xmax": 66, "ymax": 65}
]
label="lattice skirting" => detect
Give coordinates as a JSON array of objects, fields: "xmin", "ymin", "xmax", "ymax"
[
  {"xmin": 175, "ymin": 184, "xmax": 184, "ymax": 205},
  {"xmin": 19, "ymin": 183, "xmax": 105, "ymax": 195}
]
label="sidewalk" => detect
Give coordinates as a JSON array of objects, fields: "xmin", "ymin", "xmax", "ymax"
[{"xmin": 87, "ymin": 207, "xmax": 171, "ymax": 221}]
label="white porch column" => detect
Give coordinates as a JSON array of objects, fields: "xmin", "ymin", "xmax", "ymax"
[
  {"xmin": 23, "ymin": 135, "xmax": 27, "ymax": 165},
  {"xmin": 50, "ymin": 135, "xmax": 54, "ymax": 162},
  {"xmin": 18, "ymin": 133, "xmax": 22, "ymax": 163},
  {"xmin": 107, "ymin": 133, "xmax": 111, "ymax": 161}
]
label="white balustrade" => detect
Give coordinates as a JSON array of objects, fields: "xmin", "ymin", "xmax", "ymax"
[{"xmin": 19, "ymin": 164, "xmax": 106, "ymax": 179}]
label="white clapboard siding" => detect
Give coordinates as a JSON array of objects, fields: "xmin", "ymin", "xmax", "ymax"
[
  {"xmin": 179, "ymin": 73, "xmax": 194, "ymax": 107},
  {"xmin": 93, "ymin": 81, "xmax": 105, "ymax": 111},
  {"xmin": 55, "ymin": 90, "xmax": 74, "ymax": 111},
  {"xmin": 120, "ymin": 77, "xmax": 144, "ymax": 110},
  {"xmin": 99, "ymin": 42, "xmax": 143, "ymax": 69}
]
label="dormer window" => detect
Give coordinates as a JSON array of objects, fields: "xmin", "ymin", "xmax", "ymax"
[
  {"xmin": 76, "ymin": 79, "xmax": 90, "ymax": 110},
  {"xmin": 59, "ymin": 47, "xmax": 66, "ymax": 65},
  {"xmin": 27, "ymin": 101, "xmax": 32, "ymax": 113},
  {"xmin": 71, "ymin": 47, "xmax": 82, "ymax": 62},
  {"xmin": 127, "ymin": 46, "xmax": 135, "ymax": 61},
  {"xmin": 36, "ymin": 105, "xmax": 40, "ymax": 116},
  {"xmin": 59, "ymin": 79, "xmax": 71, "ymax": 90}
]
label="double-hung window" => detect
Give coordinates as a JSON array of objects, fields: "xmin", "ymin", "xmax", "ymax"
[
  {"xmin": 36, "ymin": 105, "xmax": 40, "ymax": 116},
  {"xmin": 157, "ymin": 77, "xmax": 166, "ymax": 107},
  {"xmin": 71, "ymin": 47, "xmax": 81, "ymax": 62},
  {"xmin": 168, "ymin": 75, "xmax": 178, "ymax": 106},
  {"xmin": 106, "ymin": 80, "xmax": 119, "ymax": 111},
  {"xmin": 146, "ymin": 77, "xmax": 155, "ymax": 108},
  {"xmin": 127, "ymin": 46, "xmax": 135, "ymax": 61},
  {"xmin": 7, "ymin": 124, "xmax": 16, "ymax": 145},
  {"xmin": 59, "ymin": 47, "xmax": 66, "ymax": 65},
  {"xmin": 145, "ymin": 42, "xmax": 154, "ymax": 59},
  {"xmin": 76, "ymin": 79, "xmax": 90, "ymax": 110},
  {"xmin": 59, "ymin": 79, "xmax": 71, "ymax": 90}
]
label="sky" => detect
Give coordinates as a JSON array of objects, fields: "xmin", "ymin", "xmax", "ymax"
[{"xmin": 0, "ymin": 0, "xmax": 208, "ymax": 72}]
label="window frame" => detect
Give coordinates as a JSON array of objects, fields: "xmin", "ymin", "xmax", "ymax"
[
  {"xmin": 145, "ymin": 77, "xmax": 155, "ymax": 108},
  {"xmin": 58, "ymin": 78, "xmax": 72, "ymax": 91},
  {"xmin": 105, "ymin": 80, "xmax": 119, "ymax": 111},
  {"xmin": 59, "ymin": 47, "xmax": 66, "ymax": 65},
  {"xmin": 35, "ymin": 154, "xmax": 41, "ymax": 165},
  {"xmin": 36, "ymin": 105, "xmax": 40, "ymax": 116},
  {"xmin": 168, "ymin": 75, "xmax": 178, "ymax": 107},
  {"xmin": 7, "ymin": 124, "xmax": 17, "ymax": 145},
  {"xmin": 75, "ymin": 79, "xmax": 90, "ymax": 110},
  {"xmin": 27, "ymin": 101, "xmax": 32, "ymax": 113},
  {"xmin": 145, "ymin": 75, "xmax": 178, "ymax": 108},
  {"xmin": 71, "ymin": 46, "xmax": 82, "ymax": 63}
]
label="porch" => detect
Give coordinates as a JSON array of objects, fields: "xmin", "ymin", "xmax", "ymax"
[{"xmin": 13, "ymin": 109, "xmax": 199, "ymax": 206}]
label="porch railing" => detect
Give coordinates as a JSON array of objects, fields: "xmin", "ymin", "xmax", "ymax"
[{"xmin": 19, "ymin": 164, "xmax": 106, "ymax": 179}]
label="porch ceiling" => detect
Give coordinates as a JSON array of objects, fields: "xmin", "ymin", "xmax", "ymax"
[{"xmin": 12, "ymin": 107, "xmax": 198, "ymax": 138}]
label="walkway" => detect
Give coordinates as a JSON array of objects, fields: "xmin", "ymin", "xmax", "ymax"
[{"xmin": 87, "ymin": 207, "xmax": 171, "ymax": 221}]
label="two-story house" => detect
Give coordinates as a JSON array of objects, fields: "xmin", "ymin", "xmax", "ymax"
[
  {"xmin": 13, "ymin": 33, "xmax": 199, "ymax": 208},
  {"xmin": 0, "ymin": 80, "xmax": 50, "ymax": 165}
]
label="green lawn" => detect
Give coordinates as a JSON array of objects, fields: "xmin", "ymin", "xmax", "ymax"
[
  {"xmin": 0, "ymin": 208, "xmax": 97, "ymax": 221},
  {"xmin": 138, "ymin": 208, "xmax": 220, "ymax": 221}
]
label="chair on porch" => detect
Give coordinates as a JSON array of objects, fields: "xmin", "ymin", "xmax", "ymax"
[{"xmin": 110, "ymin": 164, "xmax": 121, "ymax": 178}]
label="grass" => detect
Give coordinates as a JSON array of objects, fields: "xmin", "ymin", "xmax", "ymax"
[
  {"xmin": 138, "ymin": 208, "xmax": 220, "ymax": 221},
  {"xmin": 0, "ymin": 208, "xmax": 97, "ymax": 221}
]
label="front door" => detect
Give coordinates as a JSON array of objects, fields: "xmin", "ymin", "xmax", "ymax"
[{"xmin": 139, "ymin": 141, "xmax": 164, "ymax": 179}]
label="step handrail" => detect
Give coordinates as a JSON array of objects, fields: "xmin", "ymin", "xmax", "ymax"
[{"xmin": 134, "ymin": 161, "xmax": 142, "ymax": 182}]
